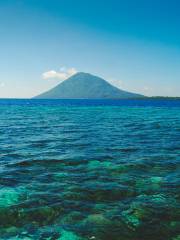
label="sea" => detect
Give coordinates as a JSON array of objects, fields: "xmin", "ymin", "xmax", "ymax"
[{"xmin": 0, "ymin": 99, "xmax": 179, "ymax": 240}]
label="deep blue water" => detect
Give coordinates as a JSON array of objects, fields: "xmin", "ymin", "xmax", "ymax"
[
  {"xmin": 0, "ymin": 99, "xmax": 179, "ymax": 240},
  {"xmin": 0, "ymin": 98, "xmax": 180, "ymax": 107}
]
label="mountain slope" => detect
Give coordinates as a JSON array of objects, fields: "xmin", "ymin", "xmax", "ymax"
[{"xmin": 35, "ymin": 72, "xmax": 144, "ymax": 99}]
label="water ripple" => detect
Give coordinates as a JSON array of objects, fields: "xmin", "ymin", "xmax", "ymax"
[{"xmin": 0, "ymin": 103, "xmax": 179, "ymax": 239}]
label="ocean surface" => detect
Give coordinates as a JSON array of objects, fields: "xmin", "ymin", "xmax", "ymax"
[{"xmin": 0, "ymin": 99, "xmax": 179, "ymax": 240}]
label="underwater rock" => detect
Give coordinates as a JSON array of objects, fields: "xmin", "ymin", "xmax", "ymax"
[
  {"xmin": 54, "ymin": 172, "xmax": 69, "ymax": 180},
  {"xmin": 110, "ymin": 164, "xmax": 129, "ymax": 175},
  {"xmin": 150, "ymin": 176, "xmax": 163, "ymax": 184},
  {"xmin": 103, "ymin": 161, "xmax": 114, "ymax": 168},
  {"xmin": 27, "ymin": 206, "xmax": 59, "ymax": 226},
  {"xmin": 80, "ymin": 212, "xmax": 133, "ymax": 240},
  {"xmin": 170, "ymin": 221, "xmax": 180, "ymax": 232},
  {"xmin": 87, "ymin": 161, "xmax": 102, "ymax": 169},
  {"xmin": 84, "ymin": 214, "xmax": 111, "ymax": 226},
  {"xmin": 5, "ymin": 226, "xmax": 18, "ymax": 235},
  {"xmin": 0, "ymin": 187, "xmax": 20, "ymax": 208},
  {"xmin": 150, "ymin": 194, "xmax": 167, "ymax": 205},
  {"xmin": 80, "ymin": 214, "xmax": 114, "ymax": 240},
  {"xmin": 60, "ymin": 211, "xmax": 84, "ymax": 225},
  {"xmin": 0, "ymin": 207, "xmax": 20, "ymax": 227},
  {"xmin": 85, "ymin": 184, "xmax": 135, "ymax": 202},
  {"xmin": 58, "ymin": 230, "xmax": 84, "ymax": 240},
  {"xmin": 173, "ymin": 235, "xmax": 180, "ymax": 240},
  {"xmin": 136, "ymin": 193, "xmax": 174, "ymax": 208},
  {"xmin": 40, "ymin": 230, "xmax": 60, "ymax": 240},
  {"xmin": 135, "ymin": 177, "xmax": 163, "ymax": 194},
  {"xmin": 87, "ymin": 160, "xmax": 114, "ymax": 171},
  {"xmin": 62, "ymin": 191, "xmax": 84, "ymax": 201},
  {"xmin": 121, "ymin": 207, "xmax": 144, "ymax": 229},
  {"xmin": 92, "ymin": 203, "xmax": 108, "ymax": 214},
  {"xmin": 7, "ymin": 236, "xmax": 33, "ymax": 240}
]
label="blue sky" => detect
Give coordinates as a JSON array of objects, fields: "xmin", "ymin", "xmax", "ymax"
[{"xmin": 0, "ymin": 0, "xmax": 180, "ymax": 97}]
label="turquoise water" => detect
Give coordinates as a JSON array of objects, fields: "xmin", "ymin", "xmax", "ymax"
[{"xmin": 0, "ymin": 100, "xmax": 180, "ymax": 240}]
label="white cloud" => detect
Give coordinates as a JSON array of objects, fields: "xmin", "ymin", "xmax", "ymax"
[
  {"xmin": 67, "ymin": 67, "xmax": 77, "ymax": 76},
  {"xmin": 42, "ymin": 67, "xmax": 77, "ymax": 80},
  {"xmin": 143, "ymin": 86, "xmax": 153, "ymax": 92},
  {"xmin": 0, "ymin": 82, "xmax": 5, "ymax": 87},
  {"xmin": 107, "ymin": 78, "xmax": 124, "ymax": 88}
]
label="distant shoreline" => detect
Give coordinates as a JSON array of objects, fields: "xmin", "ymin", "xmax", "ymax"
[
  {"xmin": 133, "ymin": 97, "xmax": 180, "ymax": 100},
  {"xmin": 0, "ymin": 97, "xmax": 180, "ymax": 100}
]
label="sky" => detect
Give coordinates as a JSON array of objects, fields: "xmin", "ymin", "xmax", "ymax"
[{"xmin": 0, "ymin": 0, "xmax": 180, "ymax": 98}]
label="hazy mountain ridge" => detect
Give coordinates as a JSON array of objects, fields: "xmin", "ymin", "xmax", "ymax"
[{"xmin": 35, "ymin": 72, "xmax": 144, "ymax": 99}]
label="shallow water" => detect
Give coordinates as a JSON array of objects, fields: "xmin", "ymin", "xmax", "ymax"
[{"xmin": 0, "ymin": 100, "xmax": 180, "ymax": 240}]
